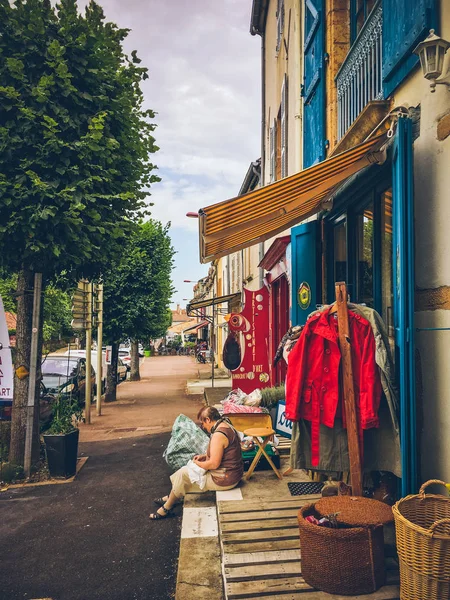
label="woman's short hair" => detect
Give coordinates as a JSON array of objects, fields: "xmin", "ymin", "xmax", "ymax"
[{"xmin": 197, "ymin": 406, "xmax": 221, "ymax": 422}]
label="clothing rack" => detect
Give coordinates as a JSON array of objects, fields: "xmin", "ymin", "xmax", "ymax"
[{"xmin": 334, "ymin": 281, "xmax": 363, "ymax": 496}]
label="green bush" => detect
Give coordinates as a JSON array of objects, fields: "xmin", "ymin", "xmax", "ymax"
[{"xmin": 260, "ymin": 385, "xmax": 286, "ymax": 409}]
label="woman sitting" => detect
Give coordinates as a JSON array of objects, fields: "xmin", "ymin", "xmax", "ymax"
[{"xmin": 150, "ymin": 406, "xmax": 243, "ymax": 520}]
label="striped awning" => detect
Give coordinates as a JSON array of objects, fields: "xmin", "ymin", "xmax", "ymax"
[
  {"xmin": 199, "ymin": 133, "xmax": 387, "ymax": 263},
  {"xmin": 183, "ymin": 320, "xmax": 209, "ymax": 333}
]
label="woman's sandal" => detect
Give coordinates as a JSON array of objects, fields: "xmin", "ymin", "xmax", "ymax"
[
  {"xmin": 153, "ymin": 497, "xmax": 168, "ymax": 507},
  {"xmin": 149, "ymin": 505, "xmax": 173, "ymax": 520}
]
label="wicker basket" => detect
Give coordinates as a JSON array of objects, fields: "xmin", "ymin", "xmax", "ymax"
[
  {"xmin": 298, "ymin": 503, "xmax": 386, "ymax": 595},
  {"xmin": 393, "ymin": 479, "xmax": 450, "ymax": 600}
]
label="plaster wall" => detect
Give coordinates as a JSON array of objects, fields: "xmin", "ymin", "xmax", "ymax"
[{"xmin": 390, "ymin": 4, "xmax": 450, "ymax": 482}]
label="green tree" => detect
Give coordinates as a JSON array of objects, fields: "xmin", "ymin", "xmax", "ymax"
[
  {"xmin": 103, "ymin": 220, "xmax": 174, "ymax": 399},
  {"xmin": 0, "ymin": 0, "xmax": 159, "ymax": 466}
]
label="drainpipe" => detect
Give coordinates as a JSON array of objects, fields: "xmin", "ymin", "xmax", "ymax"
[{"xmin": 258, "ymin": 20, "xmax": 266, "ymax": 288}]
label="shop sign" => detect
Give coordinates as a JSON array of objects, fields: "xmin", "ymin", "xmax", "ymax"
[
  {"xmin": 105, "ymin": 346, "xmax": 112, "ymax": 365},
  {"xmin": 298, "ymin": 281, "xmax": 311, "ymax": 310},
  {"xmin": 227, "ymin": 286, "xmax": 272, "ymax": 394},
  {"xmin": 275, "ymin": 400, "xmax": 293, "ymax": 438},
  {"xmin": 0, "ymin": 294, "xmax": 14, "ymax": 402}
]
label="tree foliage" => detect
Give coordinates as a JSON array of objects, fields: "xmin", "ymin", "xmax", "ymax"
[
  {"xmin": 103, "ymin": 220, "xmax": 175, "ymax": 345},
  {"xmin": 0, "ymin": 0, "xmax": 160, "ymax": 277}
]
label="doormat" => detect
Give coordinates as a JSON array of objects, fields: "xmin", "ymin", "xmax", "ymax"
[{"xmin": 288, "ymin": 481, "xmax": 324, "ymax": 496}]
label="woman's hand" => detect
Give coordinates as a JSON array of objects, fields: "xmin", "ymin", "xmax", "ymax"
[{"xmin": 193, "ymin": 454, "xmax": 206, "ymax": 462}]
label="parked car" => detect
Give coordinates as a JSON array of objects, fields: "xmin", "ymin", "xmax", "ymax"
[
  {"xmin": 41, "ymin": 355, "xmax": 95, "ymax": 406},
  {"xmin": 64, "ymin": 350, "xmax": 107, "ymax": 392},
  {"xmin": 0, "ymin": 382, "xmax": 53, "ymax": 428},
  {"xmin": 120, "ymin": 354, "xmax": 131, "ymax": 370},
  {"xmin": 117, "ymin": 358, "xmax": 127, "ymax": 382}
]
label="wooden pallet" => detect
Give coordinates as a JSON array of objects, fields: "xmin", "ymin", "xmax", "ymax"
[
  {"xmin": 276, "ymin": 436, "xmax": 292, "ymax": 455},
  {"xmin": 217, "ymin": 497, "xmax": 400, "ymax": 600}
]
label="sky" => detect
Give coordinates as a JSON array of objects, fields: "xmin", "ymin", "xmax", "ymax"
[{"xmin": 79, "ymin": 0, "xmax": 261, "ymax": 308}]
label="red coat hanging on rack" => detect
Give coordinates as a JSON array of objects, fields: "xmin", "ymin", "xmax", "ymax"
[{"xmin": 285, "ymin": 305, "xmax": 381, "ymax": 467}]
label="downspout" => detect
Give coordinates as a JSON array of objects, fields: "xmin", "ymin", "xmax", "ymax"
[{"xmin": 258, "ymin": 25, "xmax": 266, "ymax": 288}]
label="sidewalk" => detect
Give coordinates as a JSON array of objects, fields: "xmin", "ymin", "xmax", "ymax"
[
  {"xmin": 79, "ymin": 355, "xmax": 204, "ymax": 442},
  {"xmin": 176, "ymin": 456, "xmax": 401, "ymax": 600},
  {"xmin": 1, "ymin": 355, "xmax": 205, "ymax": 600}
]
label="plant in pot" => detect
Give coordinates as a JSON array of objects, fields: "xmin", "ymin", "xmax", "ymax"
[{"xmin": 42, "ymin": 393, "xmax": 84, "ymax": 478}]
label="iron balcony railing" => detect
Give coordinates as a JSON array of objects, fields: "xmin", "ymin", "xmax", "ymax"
[{"xmin": 336, "ymin": 2, "xmax": 383, "ymax": 140}]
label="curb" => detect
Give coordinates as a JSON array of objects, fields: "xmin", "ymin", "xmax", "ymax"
[{"xmin": 175, "ymin": 492, "xmax": 224, "ymax": 600}]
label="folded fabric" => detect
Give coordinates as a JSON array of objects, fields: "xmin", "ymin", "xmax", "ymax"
[
  {"xmin": 186, "ymin": 459, "xmax": 207, "ymax": 489},
  {"xmin": 222, "ymin": 401, "xmax": 264, "ymax": 414}
]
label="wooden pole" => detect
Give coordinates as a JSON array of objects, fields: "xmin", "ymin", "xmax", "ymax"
[{"xmin": 335, "ymin": 281, "xmax": 363, "ymax": 496}]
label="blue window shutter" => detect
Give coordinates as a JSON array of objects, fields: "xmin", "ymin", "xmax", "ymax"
[
  {"xmin": 303, "ymin": 0, "xmax": 325, "ymax": 169},
  {"xmin": 382, "ymin": 0, "xmax": 438, "ymax": 97},
  {"xmin": 290, "ymin": 222, "xmax": 320, "ymax": 326},
  {"xmin": 392, "ymin": 116, "xmax": 417, "ymax": 496}
]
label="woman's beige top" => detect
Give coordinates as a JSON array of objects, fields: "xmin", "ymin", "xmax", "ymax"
[{"xmin": 207, "ymin": 423, "xmax": 244, "ymax": 487}]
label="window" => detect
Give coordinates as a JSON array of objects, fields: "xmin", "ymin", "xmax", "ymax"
[
  {"xmin": 351, "ymin": 0, "xmax": 376, "ymax": 43},
  {"xmin": 381, "ymin": 189, "xmax": 394, "ymax": 348},
  {"xmin": 276, "ymin": 0, "xmax": 285, "ymax": 53},
  {"xmin": 333, "ymin": 219, "xmax": 347, "ymax": 285},
  {"xmin": 326, "ymin": 179, "xmax": 392, "ymax": 326},
  {"xmin": 356, "ymin": 200, "xmax": 374, "ymax": 307}
]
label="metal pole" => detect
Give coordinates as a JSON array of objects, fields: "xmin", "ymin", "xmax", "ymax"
[
  {"xmin": 96, "ymin": 283, "xmax": 103, "ymax": 417},
  {"xmin": 85, "ymin": 282, "xmax": 93, "ymax": 424},
  {"xmin": 24, "ymin": 272, "xmax": 43, "ymax": 478}
]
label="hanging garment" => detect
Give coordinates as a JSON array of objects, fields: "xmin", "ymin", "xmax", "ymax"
[
  {"xmin": 289, "ymin": 304, "xmax": 401, "ymax": 477},
  {"xmin": 285, "ymin": 306, "xmax": 381, "ymax": 467},
  {"xmin": 273, "ymin": 325, "xmax": 304, "ymax": 366},
  {"xmin": 223, "ymin": 331, "xmax": 241, "ymax": 370}
]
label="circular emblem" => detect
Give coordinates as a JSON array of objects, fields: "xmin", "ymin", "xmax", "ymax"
[
  {"xmin": 256, "ymin": 294, "xmax": 263, "ymax": 302},
  {"xmin": 259, "ymin": 372, "xmax": 269, "ymax": 383},
  {"xmin": 298, "ymin": 281, "xmax": 311, "ymax": 310}
]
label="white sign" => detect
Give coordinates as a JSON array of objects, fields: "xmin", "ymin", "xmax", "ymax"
[
  {"xmin": 275, "ymin": 400, "xmax": 293, "ymax": 439},
  {"xmin": 0, "ymin": 294, "xmax": 14, "ymax": 401},
  {"xmin": 105, "ymin": 346, "xmax": 112, "ymax": 365}
]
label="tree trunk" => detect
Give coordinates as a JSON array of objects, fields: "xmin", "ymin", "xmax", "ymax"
[
  {"xmin": 9, "ymin": 269, "xmax": 42, "ymax": 468},
  {"xmin": 105, "ymin": 342, "xmax": 118, "ymax": 403},
  {"xmin": 129, "ymin": 339, "xmax": 140, "ymax": 381}
]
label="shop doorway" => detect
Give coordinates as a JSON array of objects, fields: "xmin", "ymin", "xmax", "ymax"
[{"xmin": 271, "ymin": 275, "xmax": 289, "ymax": 385}]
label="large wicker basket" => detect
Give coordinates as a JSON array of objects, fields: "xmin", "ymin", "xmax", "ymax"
[
  {"xmin": 393, "ymin": 479, "xmax": 450, "ymax": 600},
  {"xmin": 298, "ymin": 503, "xmax": 386, "ymax": 595}
]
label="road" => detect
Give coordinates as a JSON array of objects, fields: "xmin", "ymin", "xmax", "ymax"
[{"xmin": 0, "ymin": 356, "xmax": 205, "ymax": 600}]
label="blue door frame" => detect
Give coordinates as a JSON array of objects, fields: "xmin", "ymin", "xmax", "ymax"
[{"xmin": 392, "ymin": 116, "xmax": 417, "ymax": 496}]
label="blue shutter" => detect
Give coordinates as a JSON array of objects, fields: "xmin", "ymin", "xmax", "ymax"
[
  {"xmin": 382, "ymin": 0, "xmax": 438, "ymax": 97},
  {"xmin": 291, "ymin": 221, "xmax": 320, "ymax": 326},
  {"xmin": 303, "ymin": 0, "xmax": 325, "ymax": 169},
  {"xmin": 392, "ymin": 116, "xmax": 417, "ymax": 496}
]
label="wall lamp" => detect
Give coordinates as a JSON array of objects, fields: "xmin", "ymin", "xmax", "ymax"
[
  {"xmin": 414, "ymin": 30, "xmax": 450, "ymax": 92},
  {"xmin": 186, "ymin": 212, "xmax": 199, "ymax": 218}
]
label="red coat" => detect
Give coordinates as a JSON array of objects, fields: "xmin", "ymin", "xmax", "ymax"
[{"xmin": 285, "ymin": 306, "xmax": 381, "ymax": 466}]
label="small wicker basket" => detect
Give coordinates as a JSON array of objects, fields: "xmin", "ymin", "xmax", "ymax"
[
  {"xmin": 393, "ymin": 479, "xmax": 450, "ymax": 600},
  {"xmin": 298, "ymin": 503, "xmax": 386, "ymax": 595}
]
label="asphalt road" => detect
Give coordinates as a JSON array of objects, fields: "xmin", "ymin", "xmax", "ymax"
[{"xmin": 0, "ymin": 433, "xmax": 182, "ymax": 600}]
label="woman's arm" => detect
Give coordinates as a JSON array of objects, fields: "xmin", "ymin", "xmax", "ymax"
[{"xmin": 193, "ymin": 433, "xmax": 227, "ymax": 470}]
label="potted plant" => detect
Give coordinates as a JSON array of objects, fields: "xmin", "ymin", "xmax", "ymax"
[{"xmin": 42, "ymin": 393, "xmax": 83, "ymax": 478}]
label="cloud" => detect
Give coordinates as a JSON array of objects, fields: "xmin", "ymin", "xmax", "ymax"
[{"xmin": 83, "ymin": 0, "xmax": 261, "ymax": 227}]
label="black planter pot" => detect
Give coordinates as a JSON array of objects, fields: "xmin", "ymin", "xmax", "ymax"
[{"xmin": 43, "ymin": 428, "xmax": 79, "ymax": 478}]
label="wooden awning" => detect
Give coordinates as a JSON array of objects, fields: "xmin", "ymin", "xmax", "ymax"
[{"xmin": 199, "ymin": 133, "xmax": 387, "ymax": 263}]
